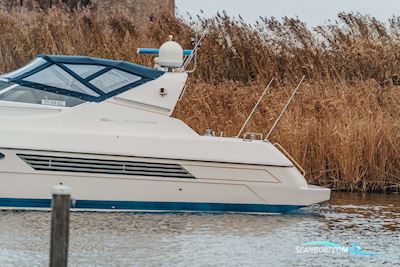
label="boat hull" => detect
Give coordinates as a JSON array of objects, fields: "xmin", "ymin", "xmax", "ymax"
[{"xmin": 0, "ymin": 148, "xmax": 330, "ymax": 214}]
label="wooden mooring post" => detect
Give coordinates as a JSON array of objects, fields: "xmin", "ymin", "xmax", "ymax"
[{"xmin": 50, "ymin": 185, "xmax": 71, "ymax": 267}]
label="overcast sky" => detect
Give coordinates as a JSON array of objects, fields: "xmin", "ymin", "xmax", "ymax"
[{"xmin": 175, "ymin": 0, "xmax": 399, "ymax": 26}]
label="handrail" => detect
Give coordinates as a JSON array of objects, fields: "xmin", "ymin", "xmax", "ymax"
[
  {"xmin": 273, "ymin": 142, "xmax": 306, "ymax": 177},
  {"xmin": 243, "ymin": 132, "xmax": 263, "ymax": 141},
  {"xmin": 182, "ymin": 31, "xmax": 207, "ymax": 71},
  {"xmin": 178, "ymin": 84, "xmax": 187, "ymax": 101}
]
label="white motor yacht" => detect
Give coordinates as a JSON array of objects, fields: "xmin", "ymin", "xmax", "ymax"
[{"xmin": 0, "ymin": 38, "xmax": 330, "ymax": 213}]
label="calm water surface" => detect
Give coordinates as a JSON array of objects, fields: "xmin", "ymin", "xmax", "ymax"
[{"xmin": 0, "ymin": 192, "xmax": 399, "ymax": 267}]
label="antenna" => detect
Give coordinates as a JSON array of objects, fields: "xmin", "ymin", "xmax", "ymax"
[
  {"xmin": 236, "ymin": 78, "xmax": 275, "ymax": 138},
  {"xmin": 265, "ymin": 75, "xmax": 305, "ymax": 141}
]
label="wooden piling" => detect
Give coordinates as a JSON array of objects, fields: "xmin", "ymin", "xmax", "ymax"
[{"xmin": 50, "ymin": 185, "xmax": 71, "ymax": 267}]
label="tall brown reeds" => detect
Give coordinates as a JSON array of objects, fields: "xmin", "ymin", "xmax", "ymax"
[{"xmin": 0, "ymin": 8, "xmax": 399, "ymax": 192}]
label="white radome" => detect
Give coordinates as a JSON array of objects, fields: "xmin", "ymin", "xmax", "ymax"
[{"xmin": 155, "ymin": 37, "xmax": 184, "ymax": 68}]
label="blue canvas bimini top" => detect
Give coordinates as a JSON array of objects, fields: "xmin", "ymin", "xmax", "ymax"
[{"xmin": 2, "ymin": 55, "xmax": 164, "ymax": 102}]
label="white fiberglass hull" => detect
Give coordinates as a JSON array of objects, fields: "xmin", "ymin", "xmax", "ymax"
[{"xmin": 0, "ymin": 147, "xmax": 330, "ymax": 213}]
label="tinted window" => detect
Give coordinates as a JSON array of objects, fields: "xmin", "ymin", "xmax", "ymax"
[
  {"xmin": 0, "ymin": 85, "xmax": 85, "ymax": 107},
  {"xmin": 64, "ymin": 64, "xmax": 105, "ymax": 79},
  {"xmin": 23, "ymin": 65, "xmax": 99, "ymax": 97},
  {"xmin": 89, "ymin": 69, "xmax": 141, "ymax": 93}
]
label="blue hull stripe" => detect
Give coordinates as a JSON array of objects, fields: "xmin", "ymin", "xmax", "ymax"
[{"xmin": 0, "ymin": 198, "xmax": 304, "ymax": 213}]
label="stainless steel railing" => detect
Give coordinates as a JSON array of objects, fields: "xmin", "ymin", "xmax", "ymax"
[{"xmin": 273, "ymin": 142, "xmax": 306, "ymax": 177}]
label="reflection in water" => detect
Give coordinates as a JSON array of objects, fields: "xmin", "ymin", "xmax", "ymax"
[
  {"xmin": 321, "ymin": 193, "xmax": 400, "ymax": 233},
  {"xmin": 0, "ymin": 192, "xmax": 399, "ymax": 267}
]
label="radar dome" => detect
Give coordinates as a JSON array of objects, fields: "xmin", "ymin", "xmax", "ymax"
[{"xmin": 155, "ymin": 36, "xmax": 184, "ymax": 68}]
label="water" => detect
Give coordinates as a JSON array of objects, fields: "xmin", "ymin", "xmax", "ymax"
[{"xmin": 0, "ymin": 193, "xmax": 399, "ymax": 267}]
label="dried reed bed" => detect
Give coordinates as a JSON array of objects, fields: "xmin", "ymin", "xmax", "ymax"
[{"xmin": 0, "ymin": 9, "xmax": 399, "ymax": 191}]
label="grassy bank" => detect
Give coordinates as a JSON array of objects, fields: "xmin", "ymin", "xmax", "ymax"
[{"xmin": 0, "ymin": 8, "xmax": 399, "ymax": 192}]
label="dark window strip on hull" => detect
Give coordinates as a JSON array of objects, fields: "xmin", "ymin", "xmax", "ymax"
[
  {"xmin": 18, "ymin": 154, "xmax": 195, "ymax": 179},
  {"xmin": 18, "ymin": 154, "xmax": 182, "ymax": 169},
  {"xmin": 28, "ymin": 162, "xmax": 188, "ymax": 174}
]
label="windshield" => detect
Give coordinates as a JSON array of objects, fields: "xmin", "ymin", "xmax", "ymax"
[
  {"xmin": 89, "ymin": 69, "xmax": 141, "ymax": 93},
  {"xmin": 23, "ymin": 64, "xmax": 100, "ymax": 97},
  {"xmin": 64, "ymin": 64, "xmax": 105, "ymax": 78},
  {"xmin": 0, "ymin": 58, "xmax": 47, "ymax": 80},
  {"xmin": 0, "ymin": 84, "xmax": 85, "ymax": 107},
  {"xmin": 0, "ymin": 80, "xmax": 11, "ymax": 92},
  {"xmin": 0, "ymin": 55, "xmax": 162, "ymax": 104}
]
